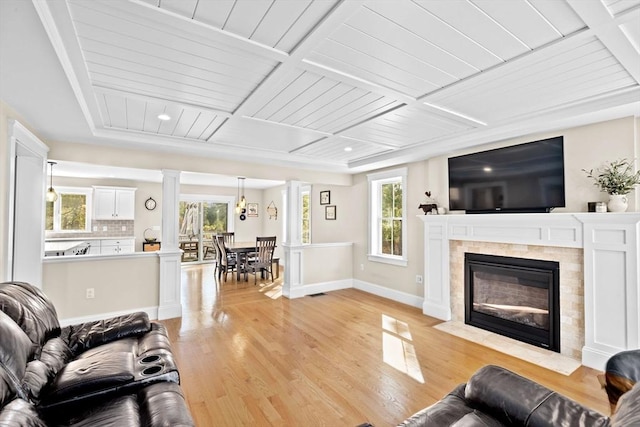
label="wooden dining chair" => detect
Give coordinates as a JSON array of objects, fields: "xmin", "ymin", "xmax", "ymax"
[
  {"xmin": 181, "ymin": 241, "xmax": 198, "ymax": 262},
  {"xmin": 202, "ymin": 234, "xmax": 217, "ymax": 261},
  {"xmin": 215, "ymin": 235, "xmax": 236, "ymax": 282},
  {"xmin": 220, "ymin": 232, "xmax": 234, "ymax": 246},
  {"xmin": 245, "ymin": 236, "xmax": 277, "ymax": 285}
]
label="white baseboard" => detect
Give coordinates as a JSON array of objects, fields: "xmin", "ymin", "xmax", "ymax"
[
  {"xmin": 158, "ymin": 303, "xmax": 182, "ymax": 320},
  {"xmin": 353, "ymin": 279, "xmax": 423, "ymax": 308},
  {"xmin": 285, "ymin": 279, "xmax": 353, "ymax": 299},
  {"xmin": 59, "ymin": 306, "xmax": 159, "ymax": 327},
  {"xmin": 582, "ymin": 346, "xmax": 611, "ymax": 371},
  {"xmin": 422, "ymin": 301, "xmax": 452, "ymax": 321}
]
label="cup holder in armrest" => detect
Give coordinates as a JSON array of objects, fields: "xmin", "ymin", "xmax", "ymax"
[
  {"xmin": 140, "ymin": 355, "xmax": 161, "ymax": 364},
  {"xmin": 141, "ymin": 365, "xmax": 163, "ymax": 376}
]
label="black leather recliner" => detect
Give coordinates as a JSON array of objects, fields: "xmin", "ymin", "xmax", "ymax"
[
  {"xmin": 0, "ymin": 281, "xmax": 194, "ymax": 426},
  {"xmin": 398, "ymin": 364, "xmax": 640, "ymax": 427}
]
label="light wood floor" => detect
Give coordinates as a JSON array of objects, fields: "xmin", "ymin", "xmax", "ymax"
[{"xmin": 161, "ymin": 264, "xmax": 610, "ymax": 426}]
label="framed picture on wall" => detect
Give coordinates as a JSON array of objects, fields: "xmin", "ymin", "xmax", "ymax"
[
  {"xmin": 320, "ymin": 190, "xmax": 330, "ymax": 205},
  {"xmin": 247, "ymin": 203, "xmax": 258, "ymax": 217},
  {"xmin": 325, "ymin": 205, "xmax": 336, "ymax": 220}
]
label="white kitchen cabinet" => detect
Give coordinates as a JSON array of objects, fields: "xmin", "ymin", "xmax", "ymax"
[
  {"xmin": 100, "ymin": 238, "xmax": 135, "ymax": 255},
  {"xmin": 93, "ymin": 187, "xmax": 136, "ymax": 220}
]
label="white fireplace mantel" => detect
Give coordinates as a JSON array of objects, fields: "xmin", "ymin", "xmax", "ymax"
[{"xmin": 419, "ymin": 212, "xmax": 640, "ymax": 370}]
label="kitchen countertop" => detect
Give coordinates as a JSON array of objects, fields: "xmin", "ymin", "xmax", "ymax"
[{"xmin": 45, "ymin": 236, "xmax": 135, "ymax": 242}]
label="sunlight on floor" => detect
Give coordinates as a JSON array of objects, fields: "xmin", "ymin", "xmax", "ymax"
[
  {"xmin": 259, "ymin": 282, "xmax": 282, "ymax": 299},
  {"xmin": 381, "ymin": 314, "xmax": 424, "ymax": 383}
]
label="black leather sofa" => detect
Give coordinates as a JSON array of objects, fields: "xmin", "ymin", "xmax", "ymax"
[
  {"xmin": 398, "ymin": 364, "xmax": 640, "ymax": 427},
  {"xmin": 0, "ymin": 281, "xmax": 194, "ymax": 426}
]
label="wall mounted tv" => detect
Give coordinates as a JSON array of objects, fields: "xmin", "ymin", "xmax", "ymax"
[{"xmin": 448, "ymin": 136, "xmax": 565, "ymax": 213}]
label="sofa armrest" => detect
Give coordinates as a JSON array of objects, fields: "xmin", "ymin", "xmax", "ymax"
[
  {"xmin": 605, "ymin": 349, "xmax": 640, "ymax": 409},
  {"xmin": 397, "ymin": 384, "xmax": 474, "ymax": 427},
  {"xmin": 62, "ymin": 312, "xmax": 151, "ymax": 355},
  {"xmin": 465, "ymin": 366, "xmax": 609, "ymax": 427}
]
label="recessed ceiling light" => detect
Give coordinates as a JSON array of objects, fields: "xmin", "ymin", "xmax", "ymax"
[
  {"xmin": 483, "ymin": 167, "xmax": 492, "ymax": 172},
  {"xmin": 344, "ymin": 147, "xmax": 353, "ymax": 152},
  {"xmin": 158, "ymin": 113, "xmax": 171, "ymax": 121}
]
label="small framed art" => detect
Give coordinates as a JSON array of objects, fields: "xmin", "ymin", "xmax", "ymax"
[
  {"xmin": 325, "ymin": 205, "xmax": 336, "ymax": 220},
  {"xmin": 247, "ymin": 203, "xmax": 258, "ymax": 217},
  {"xmin": 320, "ymin": 190, "xmax": 330, "ymax": 205}
]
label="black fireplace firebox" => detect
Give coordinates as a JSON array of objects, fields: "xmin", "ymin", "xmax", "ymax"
[{"xmin": 464, "ymin": 253, "xmax": 560, "ymax": 352}]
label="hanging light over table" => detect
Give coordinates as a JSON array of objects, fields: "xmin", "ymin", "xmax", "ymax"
[
  {"xmin": 235, "ymin": 177, "xmax": 246, "ymax": 214},
  {"xmin": 46, "ymin": 161, "xmax": 58, "ymax": 202}
]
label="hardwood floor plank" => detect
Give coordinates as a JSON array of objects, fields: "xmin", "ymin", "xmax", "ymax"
[{"xmin": 162, "ymin": 265, "xmax": 610, "ymax": 426}]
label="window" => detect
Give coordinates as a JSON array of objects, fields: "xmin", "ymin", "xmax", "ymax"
[
  {"xmin": 203, "ymin": 202, "xmax": 229, "ymax": 233},
  {"xmin": 46, "ymin": 187, "xmax": 92, "ymax": 232},
  {"xmin": 368, "ymin": 168, "xmax": 407, "ymax": 266},
  {"xmin": 179, "ymin": 197, "xmax": 234, "ymax": 237},
  {"xmin": 301, "ymin": 186, "xmax": 311, "ymax": 244}
]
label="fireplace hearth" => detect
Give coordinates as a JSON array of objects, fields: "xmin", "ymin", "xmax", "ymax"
[{"xmin": 465, "ymin": 253, "xmax": 560, "ymax": 352}]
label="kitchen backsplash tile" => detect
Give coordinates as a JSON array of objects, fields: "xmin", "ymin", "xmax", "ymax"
[{"xmin": 46, "ymin": 220, "xmax": 134, "ymax": 238}]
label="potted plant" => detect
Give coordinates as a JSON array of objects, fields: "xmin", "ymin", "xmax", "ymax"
[{"xmin": 583, "ymin": 158, "xmax": 640, "ymax": 212}]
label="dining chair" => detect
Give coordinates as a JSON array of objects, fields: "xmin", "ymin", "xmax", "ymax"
[
  {"xmin": 215, "ymin": 235, "xmax": 236, "ymax": 282},
  {"xmin": 202, "ymin": 234, "xmax": 216, "ymax": 261},
  {"xmin": 181, "ymin": 241, "xmax": 198, "ymax": 262},
  {"xmin": 220, "ymin": 232, "xmax": 235, "ymax": 246},
  {"xmin": 245, "ymin": 236, "xmax": 277, "ymax": 285}
]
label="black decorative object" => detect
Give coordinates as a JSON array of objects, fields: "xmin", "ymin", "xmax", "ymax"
[{"xmin": 320, "ymin": 190, "xmax": 330, "ymax": 205}]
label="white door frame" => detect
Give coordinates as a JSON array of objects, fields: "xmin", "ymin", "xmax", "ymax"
[{"xmin": 6, "ymin": 120, "xmax": 49, "ymax": 286}]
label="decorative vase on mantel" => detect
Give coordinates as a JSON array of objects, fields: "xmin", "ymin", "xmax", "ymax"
[{"xmin": 607, "ymin": 194, "xmax": 628, "ymax": 212}]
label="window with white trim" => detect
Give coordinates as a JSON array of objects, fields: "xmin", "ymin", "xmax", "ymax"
[
  {"xmin": 301, "ymin": 185, "xmax": 311, "ymax": 244},
  {"xmin": 368, "ymin": 168, "xmax": 407, "ymax": 266},
  {"xmin": 45, "ymin": 187, "xmax": 93, "ymax": 232}
]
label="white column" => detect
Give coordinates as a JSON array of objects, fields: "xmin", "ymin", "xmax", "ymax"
[
  {"xmin": 578, "ymin": 213, "xmax": 640, "ymax": 370},
  {"xmin": 158, "ymin": 169, "xmax": 182, "ymax": 320},
  {"xmin": 421, "ymin": 216, "xmax": 451, "ymax": 320},
  {"xmin": 282, "ymin": 180, "xmax": 304, "ymax": 299}
]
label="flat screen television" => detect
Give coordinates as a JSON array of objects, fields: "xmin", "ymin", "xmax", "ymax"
[{"xmin": 448, "ymin": 136, "xmax": 565, "ymax": 213}]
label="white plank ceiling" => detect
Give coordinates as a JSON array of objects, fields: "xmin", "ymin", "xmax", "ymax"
[{"xmin": 30, "ymin": 0, "xmax": 640, "ymax": 172}]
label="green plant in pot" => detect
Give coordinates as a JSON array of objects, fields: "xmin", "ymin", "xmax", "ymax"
[{"xmin": 583, "ymin": 158, "xmax": 640, "ymax": 212}]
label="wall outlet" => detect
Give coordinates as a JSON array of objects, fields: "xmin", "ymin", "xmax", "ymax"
[
  {"xmin": 415, "ymin": 275, "xmax": 423, "ymax": 284},
  {"xmin": 86, "ymin": 288, "xmax": 95, "ymax": 299},
  {"xmin": 92, "ymin": 226, "xmax": 97, "ymax": 231},
  {"xmin": 102, "ymin": 226, "xmax": 108, "ymax": 231},
  {"xmin": 121, "ymin": 226, "xmax": 126, "ymax": 231},
  {"xmin": 152, "ymin": 225, "xmax": 161, "ymax": 231},
  {"xmin": 360, "ymin": 263, "xmax": 364, "ymax": 271}
]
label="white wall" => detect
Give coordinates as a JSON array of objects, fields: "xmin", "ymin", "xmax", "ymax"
[
  {"xmin": 261, "ymin": 185, "xmax": 285, "ymax": 261},
  {"xmin": 43, "ymin": 255, "xmax": 159, "ymax": 321}
]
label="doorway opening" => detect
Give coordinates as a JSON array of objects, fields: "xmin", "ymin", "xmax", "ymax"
[{"xmin": 179, "ymin": 197, "xmax": 234, "ymax": 263}]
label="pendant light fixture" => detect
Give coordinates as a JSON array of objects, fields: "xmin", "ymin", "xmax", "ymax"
[
  {"xmin": 235, "ymin": 177, "xmax": 246, "ymax": 214},
  {"xmin": 46, "ymin": 161, "xmax": 58, "ymax": 202}
]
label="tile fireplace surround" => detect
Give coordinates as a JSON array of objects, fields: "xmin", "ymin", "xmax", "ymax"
[{"xmin": 420, "ymin": 212, "xmax": 640, "ymax": 370}]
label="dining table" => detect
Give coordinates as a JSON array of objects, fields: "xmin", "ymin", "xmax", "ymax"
[{"xmin": 226, "ymin": 241, "xmax": 258, "ymax": 281}]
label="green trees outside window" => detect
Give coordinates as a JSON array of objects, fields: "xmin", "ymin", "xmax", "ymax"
[
  {"xmin": 368, "ymin": 167, "xmax": 407, "ymax": 265},
  {"xmin": 179, "ymin": 201, "xmax": 229, "ymax": 236},
  {"xmin": 302, "ymin": 191, "xmax": 310, "ymax": 244},
  {"xmin": 46, "ymin": 189, "xmax": 90, "ymax": 232},
  {"xmin": 381, "ymin": 182, "xmax": 402, "ymax": 256}
]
